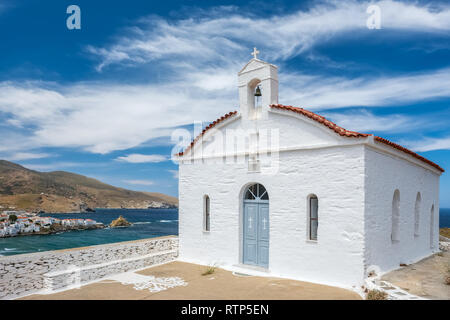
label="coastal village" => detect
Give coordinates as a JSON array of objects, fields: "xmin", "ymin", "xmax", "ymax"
[{"xmin": 0, "ymin": 210, "xmax": 103, "ymax": 238}]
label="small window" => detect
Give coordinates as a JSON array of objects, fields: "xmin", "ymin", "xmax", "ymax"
[
  {"xmin": 391, "ymin": 190, "xmax": 400, "ymax": 242},
  {"xmin": 203, "ymin": 195, "xmax": 210, "ymax": 232},
  {"xmin": 414, "ymin": 193, "xmax": 421, "ymax": 237},
  {"xmin": 430, "ymin": 205, "xmax": 434, "ymax": 249},
  {"xmin": 309, "ymin": 195, "xmax": 318, "ymax": 241}
]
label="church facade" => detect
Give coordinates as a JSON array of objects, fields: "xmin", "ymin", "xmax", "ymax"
[{"xmin": 176, "ymin": 53, "xmax": 443, "ymax": 289}]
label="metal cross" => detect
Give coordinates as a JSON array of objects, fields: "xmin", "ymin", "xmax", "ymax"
[
  {"xmin": 248, "ymin": 216, "xmax": 252, "ymax": 229},
  {"xmin": 262, "ymin": 217, "xmax": 267, "ymax": 230},
  {"xmin": 251, "ymin": 47, "xmax": 260, "ymax": 59}
]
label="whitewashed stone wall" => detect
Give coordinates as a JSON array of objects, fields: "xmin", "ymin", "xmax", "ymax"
[
  {"xmin": 0, "ymin": 236, "xmax": 178, "ymax": 299},
  {"xmin": 364, "ymin": 146, "xmax": 440, "ymax": 274},
  {"xmin": 179, "ymin": 145, "xmax": 366, "ymax": 289}
]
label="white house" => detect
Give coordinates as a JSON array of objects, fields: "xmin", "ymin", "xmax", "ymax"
[
  {"xmin": 176, "ymin": 51, "xmax": 444, "ymax": 289},
  {"xmin": 61, "ymin": 219, "xmax": 74, "ymax": 227},
  {"xmin": 84, "ymin": 219, "xmax": 95, "ymax": 226}
]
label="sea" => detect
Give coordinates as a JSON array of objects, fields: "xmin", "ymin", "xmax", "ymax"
[
  {"xmin": 0, "ymin": 208, "xmax": 178, "ymax": 256},
  {"xmin": 0, "ymin": 208, "xmax": 449, "ymax": 257},
  {"xmin": 441, "ymin": 208, "xmax": 450, "ymax": 229}
]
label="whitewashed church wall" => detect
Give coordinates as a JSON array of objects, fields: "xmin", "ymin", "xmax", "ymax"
[
  {"xmin": 190, "ymin": 113, "xmax": 362, "ymax": 160},
  {"xmin": 263, "ymin": 112, "xmax": 344, "ymax": 147},
  {"xmin": 363, "ymin": 146, "xmax": 440, "ymax": 275},
  {"xmin": 179, "ymin": 144, "xmax": 366, "ymax": 289}
]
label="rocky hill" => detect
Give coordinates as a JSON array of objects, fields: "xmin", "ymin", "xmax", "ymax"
[{"xmin": 0, "ymin": 160, "xmax": 178, "ymax": 213}]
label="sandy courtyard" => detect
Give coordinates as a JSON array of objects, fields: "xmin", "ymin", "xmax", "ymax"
[{"xmin": 20, "ymin": 261, "xmax": 361, "ymax": 300}]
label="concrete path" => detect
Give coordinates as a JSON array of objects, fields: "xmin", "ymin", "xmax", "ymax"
[{"xmin": 20, "ymin": 261, "xmax": 361, "ymax": 300}]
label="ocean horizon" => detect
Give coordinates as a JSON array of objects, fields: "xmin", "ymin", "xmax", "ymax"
[
  {"xmin": 440, "ymin": 207, "xmax": 450, "ymax": 228},
  {"xmin": 0, "ymin": 207, "xmax": 449, "ymax": 257}
]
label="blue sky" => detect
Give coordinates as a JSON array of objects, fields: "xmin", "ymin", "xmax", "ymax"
[{"xmin": 0, "ymin": 0, "xmax": 449, "ymax": 205}]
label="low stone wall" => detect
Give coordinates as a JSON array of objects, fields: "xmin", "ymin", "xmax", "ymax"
[
  {"xmin": 0, "ymin": 236, "xmax": 178, "ymax": 299},
  {"xmin": 439, "ymin": 240, "xmax": 449, "ymax": 252}
]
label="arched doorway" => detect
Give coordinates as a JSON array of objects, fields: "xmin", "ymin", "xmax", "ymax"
[{"xmin": 242, "ymin": 183, "xmax": 269, "ymax": 268}]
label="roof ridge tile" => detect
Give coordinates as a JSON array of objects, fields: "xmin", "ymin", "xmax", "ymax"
[
  {"xmin": 270, "ymin": 104, "xmax": 443, "ymax": 172},
  {"xmin": 176, "ymin": 105, "xmax": 443, "ymax": 173},
  {"xmin": 177, "ymin": 111, "xmax": 238, "ymax": 156}
]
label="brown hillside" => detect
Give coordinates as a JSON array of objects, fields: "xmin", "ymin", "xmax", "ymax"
[
  {"xmin": 142, "ymin": 192, "xmax": 178, "ymax": 206},
  {"xmin": 0, "ymin": 160, "xmax": 177, "ymax": 213}
]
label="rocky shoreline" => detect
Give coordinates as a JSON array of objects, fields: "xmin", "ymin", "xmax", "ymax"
[
  {"xmin": 35, "ymin": 203, "xmax": 177, "ymax": 215},
  {"xmin": 0, "ymin": 212, "xmax": 105, "ymax": 238},
  {"xmin": 1, "ymin": 224, "xmax": 105, "ymax": 238}
]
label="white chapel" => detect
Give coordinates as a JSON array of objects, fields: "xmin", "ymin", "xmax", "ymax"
[{"xmin": 175, "ymin": 50, "xmax": 443, "ymax": 288}]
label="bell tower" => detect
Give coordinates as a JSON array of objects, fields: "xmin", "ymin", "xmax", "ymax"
[{"xmin": 238, "ymin": 48, "xmax": 278, "ymax": 120}]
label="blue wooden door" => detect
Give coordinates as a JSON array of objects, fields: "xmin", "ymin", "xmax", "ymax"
[
  {"xmin": 257, "ymin": 203, "xmax": 269, "ymax": 268},
  {"xmin": 243, "ymin": 201, "xmax": 269, "ymax": 268}
]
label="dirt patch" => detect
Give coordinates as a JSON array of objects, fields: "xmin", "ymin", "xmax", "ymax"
[
  {"xmin": 440, "ymin": 228, "xmax": 450, "ymax": 239},
  {"xmin": 381, "ymin": 251, "xmax": 450, "ymax": 300}
]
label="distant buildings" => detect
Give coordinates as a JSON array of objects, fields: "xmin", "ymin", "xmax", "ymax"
[{"xmin": 0, "ymin": 211, "xmax": 102, "ymax": 238}]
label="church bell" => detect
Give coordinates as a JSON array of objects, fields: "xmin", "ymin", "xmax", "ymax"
[{"xmin": 254, "ymin": 85, "xmax": 262, "ymax": 97}]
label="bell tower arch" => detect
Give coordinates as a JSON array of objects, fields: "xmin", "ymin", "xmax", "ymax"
[{"xmin": 238, "ymin": 48, "xmax": 278, "ymax": 120}]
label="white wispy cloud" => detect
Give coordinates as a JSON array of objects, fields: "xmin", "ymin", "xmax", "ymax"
[
  {"xmin": 168, "ymin": 169, "xmax": 178, "ymax": 179},
  {"xmin": 20, "ymin": 162, "xmax": 85, "ymax": 171},
  {"xmin": 116, "ymin": 153, "xmax": 168, "ymax": 163},
  {"xmin": 18, "ymin": 161, "xmax": 110, "ymax": 172},
  {"xmin": 281, "ymin": 68, "xmax": 450, "ymax": 109},
  {"xmin": 3, "ymin": 152, "xmax": 51, "ymax": 161},
  {"xmin": 122, "ymin": 179, "xmax": 155, "ymax": 186},
  {"xmin": 0, "ymin": 77, "xmax": 237, "ymax": 154},
  {"xmin": 1, "ymin": 64, "xmax": 449, "ymax": 155},
  {"xmin": 323, "ymin": 110, "xmax": 423, "ymax": 133},
  {"xmin": 404, "ymin": 136, "xmax": 450, "ymax": 152},
  {"xmin": 0, "ymin": 79, "xmax": 234, "ymax": 154},
  {"xmin": 88, "ymin": 0, "xmax": 450, "ymax": 71},
  {"xmin": 1, "ymin": 1, "xmax": 450, "ymax": 156}
]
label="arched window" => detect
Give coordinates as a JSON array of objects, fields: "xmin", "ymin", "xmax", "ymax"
[
  {"xmin": 391, "ymin": 190, "xmax": 400, "ymax": 243},
  {"xmin": 203, "ymin": 195, "xmax": 210, "ymax": 232},
  {"xmin": 414, "ymin": 192, "xmax": 421, "ymax": 237},
  {"xmin": 308, "ymin": 195, "xmax": 318, "ymax": 241},
  {"xmin": 244, "ymin": 183, "xmax": 269, "ymax": 200},
  {"xmin": 430, "ymin": 205, "xmax": 435, "ymax": 249}
]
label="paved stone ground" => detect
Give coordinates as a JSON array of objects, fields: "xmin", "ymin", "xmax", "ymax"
[
  {"xmin": 381, "ymin": 251, "xmax": 450, "ymax": 300},
  {"xmin": 20, "ymin": 261, "xmax": 361, "ymax": 300}
]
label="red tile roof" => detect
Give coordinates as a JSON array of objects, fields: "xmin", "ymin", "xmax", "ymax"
[
  {"xmin": 176, "ymin": 105, "xmax": 444, "ymax": 173},
  {"xmin": 270, "ymin": 104, "xmax": 370, "ymax": 138},
  {"xmin": 373, "ymin": 136, "xmax": 444, "ymax": 172},
  {"xmin": 176, "ymin": 111, "xmax": 238, "ymax": 156},
  {"xmin": 271, "ymin": 104, "xmax": 444, "ymax": 172}
]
